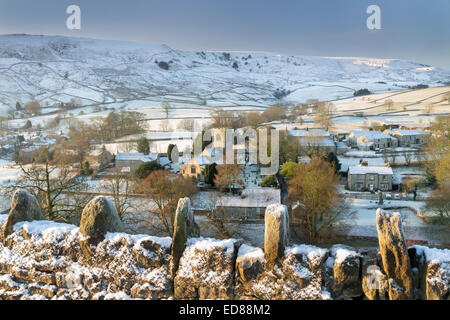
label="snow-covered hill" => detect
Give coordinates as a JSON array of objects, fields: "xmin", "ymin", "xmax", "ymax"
[{"xmin": 0, "ymin": 34, "xmax": 449, "ymax": 113}]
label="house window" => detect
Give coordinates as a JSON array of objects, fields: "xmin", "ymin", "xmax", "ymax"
[
  {"xmin": 191, "ymin": 166, "xmax": 196, "ymax": 174},
  {"xmin": 370, "ymin": 175, "xmax": 375, "ymax": 181}
]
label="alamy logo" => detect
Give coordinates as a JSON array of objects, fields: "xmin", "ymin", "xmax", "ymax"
[
  {"xmin": 66, "ymin": 5, "xmax": 81, "ymax": 30},
  {"xmin": 366, "ymin": 5, "xmax": 381, "ymax": 30},
  {"xmin": 366, "ymin": 265, "xmax": 384, "ymax": 290},
  {"xmin": 65, "ymin": 265, "xmax": 83, "ymax": 289}
]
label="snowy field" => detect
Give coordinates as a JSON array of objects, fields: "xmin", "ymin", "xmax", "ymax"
[{"xmin": 1, "ymin": 34, "xmax": 449, "ymax": 122}]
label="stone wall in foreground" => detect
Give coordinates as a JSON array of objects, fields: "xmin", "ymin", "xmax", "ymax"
[{"xmin": 0, "ymin": 190, "xmax": 448, "ymax": 300}]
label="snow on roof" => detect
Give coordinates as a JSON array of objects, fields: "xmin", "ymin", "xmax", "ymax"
[
  {"xmin": 194, "ymin": 155, "xmax": 213, "ymax": 166},
  {"xmin": 386, "ymin": 129, "xmax": 428, "ymax": 136},
  {"xmin": 218, "ymin": 188, "xmax": 280, "ymax": 208},
  {"xmin": 299, "ymin": 136, "xmax": 335, "ymax": 147},
  {"xmin": 89, "ymin": 148, "xmax": 107, "ymax": 157},
  {"xmin": 288, "ymin": 129, "xmax": 330, "ymax": 137},
  {"xmin": 115, "ymin": 152, "xmax": 157, "ymax": 162},
  {"xmin": 350, "ymin": 130, "xmax": 390, "ymax": 140},
  {"xmin": 192, "ymin": 188, "xmax": 280, "ymax": 209},
  {"xmin": 382, "ymin": 120, "xmax": 431, "ymax": 128},
  {"xmin": 158, "ymin": 156, "xmax": 171, "ymax": 167},
  {"xmin": 348, "ymin": 165, "xmax": 393, "ymax": 175},
  {"xmin": 336, "ymin": 141, "xmax": 348, "ymax": 149},
  {"xmin": 21, "ymin": 145, "xmax": 43, "ymax": 153}
]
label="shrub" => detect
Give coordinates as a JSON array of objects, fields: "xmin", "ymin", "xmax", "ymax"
[
  {"xmin": 260, "ymin": 175, "xmax": 278, "ymax": 188},
  {"xmin": 80, "ymin": 161, "xmax": 93, "ymax": 176},
  {"xmin": 204, "ymin": 163, "xmax": 217, "ymax": 186},
  {"xmin": 353, "ymin": 89, "xmax": 371, "ymax": 96},
  {"xmin": 134, "ymin": 160, "xmax": 162, "ymax": 180},
  {"xmin": 273, "ymin": 88, "xmax": 291, "ymax": 100},
  {"xmin": 137, "ymin": 137, "xmax": 150, "ymax": 155},
  {"xmin": 158, "ymin": 61, "xmax": 169, "ymax": 70}
]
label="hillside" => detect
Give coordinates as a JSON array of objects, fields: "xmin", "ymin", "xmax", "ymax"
[{"xmin": 1, "ymin": 34, "xmax": 449, "ymax": 116}]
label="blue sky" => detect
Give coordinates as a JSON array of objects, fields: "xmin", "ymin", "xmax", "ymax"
[{"xmin": 0, "ymin": 0, "xmax": 449, "ymax": 68}]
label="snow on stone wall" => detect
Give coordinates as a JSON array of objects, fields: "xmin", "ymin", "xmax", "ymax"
[{"xmin": 0, "ymin": 209, "xmax": 448, "ymax": 300}]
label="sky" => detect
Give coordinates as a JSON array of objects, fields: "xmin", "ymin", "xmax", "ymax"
[{"xmin": 0, "ymin": 0, "xmax": 449, "ymax": 68}]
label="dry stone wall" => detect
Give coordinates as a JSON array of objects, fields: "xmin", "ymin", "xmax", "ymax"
[{"xmin": 0, "ymin": 190, "xmax": 448, "ymax": 300}]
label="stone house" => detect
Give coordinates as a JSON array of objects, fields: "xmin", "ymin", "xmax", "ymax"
[
  {"xmin": 347, "ymin": 165, "xmax": 393, "ymax": 191},
  {"xmin": 348, "ymin": 130, "xmax": 395, "ymax": 150},
  {"xmin": 384, "ymin": 129, "xmax": 429, "ymax": 146},
  {"xmin": 180, "ymin": 156, "xmax": 213, "ymax": 181}
]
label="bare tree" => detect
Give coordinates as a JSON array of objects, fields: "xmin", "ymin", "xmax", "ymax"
[
  {"xmin": 0, "ymin": 115, "xmax": 8, "ymax": 133},
  {"xmin": 404, "ymin": 151, "xmax": 413, "ymax": 166},
  {"xmin": 313, "ymin": 102, "xmax": 335, "ymax": 130},
  {"xmin": 4, "ymin": 159, "xmax": 92, "ymax": 222},
  {"xmin": 389, "ymin": 149, "xmax": 397, "ymax": 165},
  {"xmin": 25, "ymin": 100, "xmax": 41, "ymax": 115},
  {"xmin": 138, "ymin": 170, "xmax": 197, "ymax": 236},
  {"xmin": 177, "ymin": 119, "xmax": 195, "ymax": 131},
  {"xmin": 159, "ymin": 119, "xmax": 171, "ymax": 132},
  {"xmin": 443, "ymin": 92, "xmax": 450, "ymax": 104},
  {"xmin": 161, "ymin": 102, "xmax": 171, "ymax": 119},
  {"xmin": 287, "ymin": 157, "xmax": 354, "ymax": 243},
  {"xmin": 384, "ymin": 99, "xmax": 394, "ymax": 111},
  {"xmin": 103, "ymin": 168, "xmax": 135, "ymax": 220},
  {"xmin": 6, "ymin": 108, "xmax": 16, "ymax": 120},
  {"xmin": 214, "ymin": 164, "xmax": 243, "ymax": 193},
  {"xmin": 203, "ymin": 192, "xmax": 240, "ymax": 239}
]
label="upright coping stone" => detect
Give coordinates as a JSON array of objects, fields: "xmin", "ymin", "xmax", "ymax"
[
  {"xmin": 264, "ymin": 203, "xmax": 289, "ymax": 270},
  {"xmin": 1, "ymin": 189, "xmax": 45, "ymax": 244},
  {"xmin": 376, "ymin": 208, "xmax": 414, "ymax": 300},
  {"xmin": 79, "ymin": 196, "xmax": 124, "ymax": 250},
  {"xmin": 170, "ymin": 197, "xmax": 199, "ymax": 278}
]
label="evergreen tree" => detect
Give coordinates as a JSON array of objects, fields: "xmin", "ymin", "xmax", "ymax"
[
  {"xmin": 324, "ymin": 152, "xmax": 341, "ymax": 173},
  {"xmin": 134, "ymin": 161, "xmax": 162, "ymax": 180},
  {"xmin": 204, "ymin": 163, "xmax": 218, "ymax": 186},
  {"xmin": 137, "ymin": 137, "xmax": 150, "ymax": 155}
]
